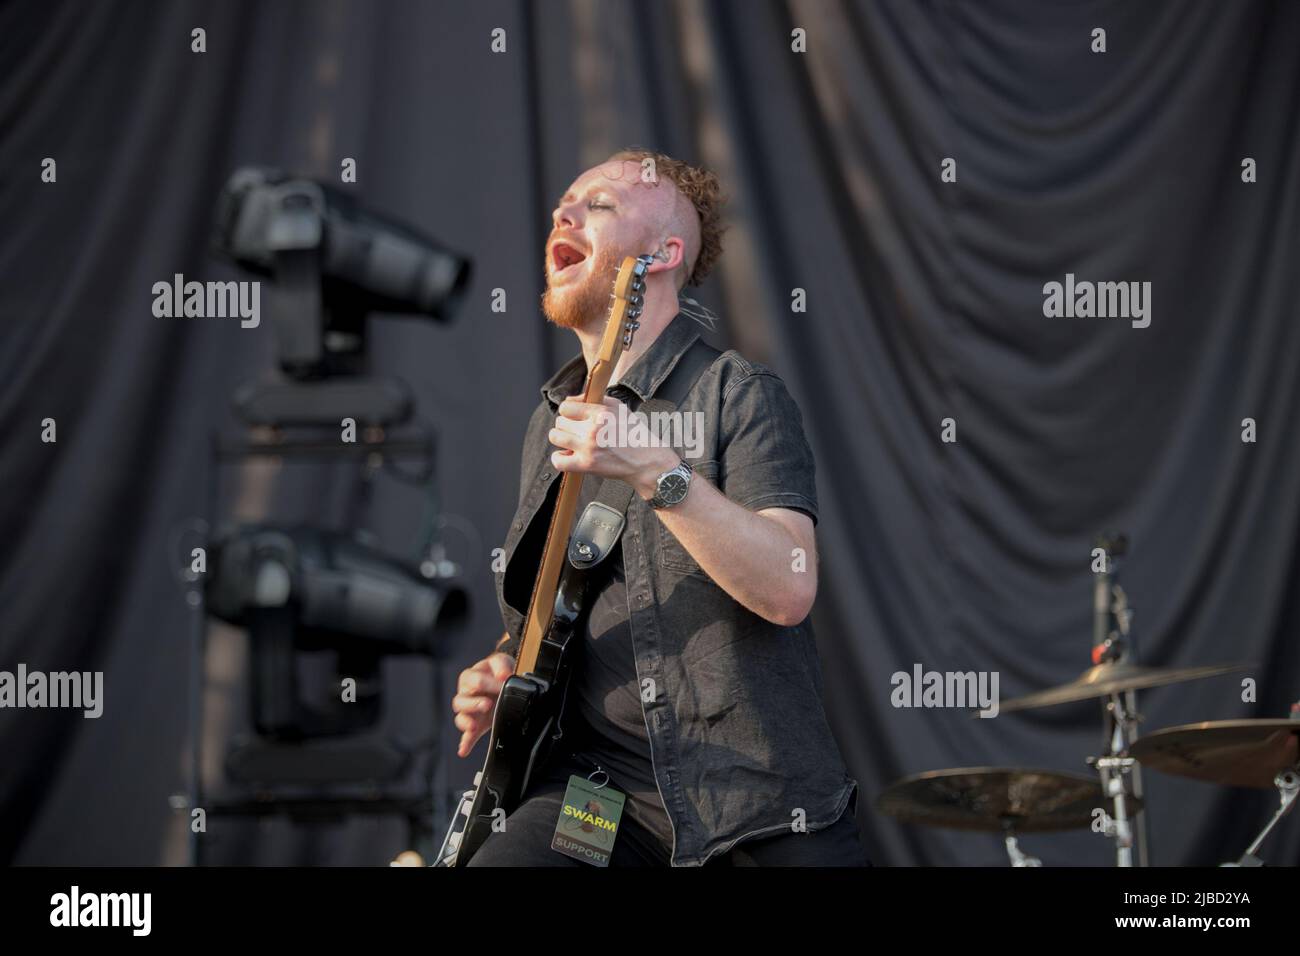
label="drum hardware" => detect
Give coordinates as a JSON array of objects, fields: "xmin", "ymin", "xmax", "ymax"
[
  {"xmin": 1129, "ymin": 714, "xmax": 1300, "ymax": 866},
  {"xmin": 877, "ymin": 534, "xmax": 1277, "ymax": 867},
  {"xmin": 1228, "ymin": 769, "xmax": 1299, "ymax": 867},
  {"xmin": 1003, "ymin": 832, "xmax": 1041, "ymax": 867},
  {"xmin": 874, "ymin": 767, "xmax": 1136, "ymax": 866},
  {"xmin": 1087, "ymin": 750, "xmax": 1138, "ymax": 865},
  {"xmin": 1094, "ymin": 565, "xmax": 1145, "ymax": 868},
  {"xmin": 994, "ymin": 536, "xmax": 1244, "ymax": 866}
]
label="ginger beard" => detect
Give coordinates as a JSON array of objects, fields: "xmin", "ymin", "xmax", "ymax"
[{"xmin": 541, "ymin": 243, "xmax": 627, "ymax": 331}]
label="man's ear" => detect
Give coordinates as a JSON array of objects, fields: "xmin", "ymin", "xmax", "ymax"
[{"xmin": 645, "ymin": 236, "xmax": 686, "ymax": 276}]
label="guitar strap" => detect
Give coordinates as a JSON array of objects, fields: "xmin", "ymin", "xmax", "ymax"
[{"xmin": 566, "ymin": 335, "xmax": 722, "ymax": 573}]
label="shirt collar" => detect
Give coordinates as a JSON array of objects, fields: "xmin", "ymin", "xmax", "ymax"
[{"xmin": 540, "ymin": 311, "xmax": 703, "ymax": 408}]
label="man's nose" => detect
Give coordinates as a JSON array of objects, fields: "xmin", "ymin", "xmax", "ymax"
[{"xmin": 553, "ymin": 202, "xmax": 580, "ymax": 230}]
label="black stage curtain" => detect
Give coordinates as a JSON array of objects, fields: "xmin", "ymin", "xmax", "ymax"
[{"xmin": 2, "ymin": 0, "xmax": 1297, "ymax": 865}]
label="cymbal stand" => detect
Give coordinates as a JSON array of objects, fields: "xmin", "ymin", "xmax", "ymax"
[
  {"xmin": 1112, "ymin": 583, "xmax": 1149, "ymax": 866},
  {"xmin": 1224, "ymin": 767, "xmax": 1299, "ymax": 867},
  {"xmin": 1090, "ymin": 539, "xmax": 1150, "ymax": 866},
  {"xmin": 1002, "ymin": 821, "xmax": 1042, "ymax": 867},
  {"xmin": 1092, "ymin": 692, "xmax": 1141, "ymax": 867}
]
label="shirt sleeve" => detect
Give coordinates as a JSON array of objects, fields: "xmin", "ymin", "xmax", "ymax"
[{"xmin": 717, "ymin": 368, "xmax": 820, "ymax": 525}]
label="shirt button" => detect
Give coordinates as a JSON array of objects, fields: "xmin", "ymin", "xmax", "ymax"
[
  {"xmin": 513, "ymin": 521, "xmax": 523, "ymax": 531},
  {"xmin": 637, "ymin": 594, "xmax": 649, "ymax": 607},
  {"xmin": 539, "ymin": 471, "xmax": 550, "ymax": 481}
]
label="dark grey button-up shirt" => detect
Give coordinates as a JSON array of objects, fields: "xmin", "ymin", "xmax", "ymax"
[{"xmin": 495, "ymin": 312, "xmax": 858, "ymax": 866}]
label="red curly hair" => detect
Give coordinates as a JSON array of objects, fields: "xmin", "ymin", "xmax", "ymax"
[{"xmin": 609, "ymin": 148, "xmax": 727, "ymax": 288}]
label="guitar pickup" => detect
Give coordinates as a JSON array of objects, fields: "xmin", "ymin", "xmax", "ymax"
[{"xmin": 567, "ymin": 501, "xmax": 626, "ymax": 570}]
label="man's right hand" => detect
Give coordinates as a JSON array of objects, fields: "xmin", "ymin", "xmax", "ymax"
[{"xmin": 452, "ymin": 651, "xmax": 516, "ymax": 757}]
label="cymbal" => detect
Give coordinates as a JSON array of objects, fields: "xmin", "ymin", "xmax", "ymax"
[
  {"xmin": 1130, "ymin": 720, "xmax": 1300, "ymax": 789},
  {"xmin": 875, "ymin": 767, "xmax": 1138, "ymax": 833},
  {"xmin": 997, "ymin": 660, "xmax": 1247, "ymax": 714}
]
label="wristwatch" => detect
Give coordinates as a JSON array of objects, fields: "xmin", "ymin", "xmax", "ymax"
[{"xmin": 648, "ymin": 459, "xmax": 693, "ymax": 509}]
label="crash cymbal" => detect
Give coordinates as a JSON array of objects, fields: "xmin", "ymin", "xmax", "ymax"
[
  {"xmin": 997, "ymin": 660, "xmax": 1247, "ymax": 714},
  {"xmin": 1130, "ymin": 720, "xmax": 1300, "ymax": 789},
  {"xmin": 875, "ymin": 767, "xmax": 1138, "ymax": 833}
]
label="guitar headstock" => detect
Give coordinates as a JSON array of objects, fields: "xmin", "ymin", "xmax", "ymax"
[{"xmin": 593, "ymin": 253, "xmax": 654, "ymax": 368}]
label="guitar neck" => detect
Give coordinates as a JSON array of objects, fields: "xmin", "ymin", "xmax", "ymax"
[
  {"xmin": 514, "ymin": 256, "xmax": 647, "ymax": 676},
  {"xmin": 515, "ymin": 359, "xmax": 615, "ymax": 675}
]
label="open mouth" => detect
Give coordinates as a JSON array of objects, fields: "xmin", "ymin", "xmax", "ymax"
[{"xmin": 551, "ymin": 241, "xmax": 588, "ymax": 274}]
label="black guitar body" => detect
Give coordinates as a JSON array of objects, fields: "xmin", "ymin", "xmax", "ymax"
[{"xmin": 448, "ymin": 563, "xmax": 590, "ymax": 866}]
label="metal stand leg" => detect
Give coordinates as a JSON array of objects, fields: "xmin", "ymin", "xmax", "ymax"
[
  {"xmin": 1093, "ymin": 691, "xmax": 1142, "ymax": 867},
  {"xmin": 1004, "ymin": 831, "xmax": 1042, "ymax": 867},
  {"xmin": 1223, "ymin": 768, "xmax": 1300, "ymax": 867}
]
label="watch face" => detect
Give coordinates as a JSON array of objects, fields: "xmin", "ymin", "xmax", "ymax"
[{"xmin": 658, "ymin": 473, "xmax": 689, "ymax": 504}]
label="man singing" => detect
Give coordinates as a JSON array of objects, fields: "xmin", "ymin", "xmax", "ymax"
[{"xmin": 451, "ymin": 150, "xmax": 866, "ymax": 866}]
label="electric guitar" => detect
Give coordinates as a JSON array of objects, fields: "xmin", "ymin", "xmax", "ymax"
[{"xmin": 434, "ymin": 254, "xmax": 650, "ymax": 866}]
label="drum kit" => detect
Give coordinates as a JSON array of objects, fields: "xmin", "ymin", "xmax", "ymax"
[{"xmin": 875, "ymin": 535, "xmax": 1300, "ymax": 867}]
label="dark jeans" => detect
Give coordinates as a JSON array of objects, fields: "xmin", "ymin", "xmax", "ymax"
[{"xmin": 466, "ymin": 749, "xmax": 871, "ymax": 867}]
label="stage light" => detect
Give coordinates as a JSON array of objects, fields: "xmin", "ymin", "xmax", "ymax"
[
  {"xmin": 205, "ymin": 523, "xmax": 467, "ymax": 739},
  {"xmin": 211, "ymin": 166, "xmax": 471, "ymax": 377}
]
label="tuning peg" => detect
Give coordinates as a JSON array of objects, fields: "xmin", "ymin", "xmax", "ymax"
[
  {"xmin": 626, "ymin": 307, "xmax": 641, "ymax": 319},
  {"xmin": 628, "ymin": 294, "xmax": 643, "ymax": 308}
]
